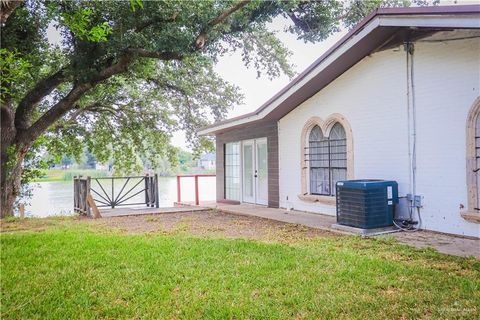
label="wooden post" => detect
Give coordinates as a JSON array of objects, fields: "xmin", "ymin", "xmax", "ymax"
[
  {"xmin": 73, "ymin": 176, "xmax": 77, "ymax": 213},
  {"xmin": 19, "ymin": 204, "xmax": 25, "ymax": 220},
  {"xmin": 195, "ymin": 175, "xmax": 199, "ymax": 206},
  {"xmin": 144, "ymin": 174, "xmax": 149, "ymax": 207},
  {"xmin": 87, "ymin": 194, "xmax": 101, "ymax": 219},
  {"xmin": 149, "ymin": 175, "xmax": 154, "ymax": 207},
  {"xmin": 154, "ymin": 174, "xmax": 159, "ymax": 208},
  {"xmin": 111, "ymin": 176, "xmax": 115, "ymax": 209},
  {"xmin": 177, "ymin": 175, "xmax": 181, "ymax": 204},
  {"xmin": 86, "ymin": 176, "xmax": 91, "ymax": 216}
]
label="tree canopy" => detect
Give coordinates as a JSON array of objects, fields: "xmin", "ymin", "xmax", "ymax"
[{"xmin": 0, "ymin": 0, "xmax": 437, "ymax": 215}]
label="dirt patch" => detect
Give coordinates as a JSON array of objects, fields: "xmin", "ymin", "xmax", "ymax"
[{"xmin": 89, "ymin": 210, "xmax": 340, "ymax": 242}]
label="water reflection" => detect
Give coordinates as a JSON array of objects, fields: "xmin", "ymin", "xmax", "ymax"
[{"xmin": 25, "ymin": 176, "xmax": 216, "ymax": 217}]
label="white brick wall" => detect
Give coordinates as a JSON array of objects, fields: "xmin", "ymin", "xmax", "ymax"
[{"xmin": 278, "ymin": 35, "xmax": 480, "ymax": 237}]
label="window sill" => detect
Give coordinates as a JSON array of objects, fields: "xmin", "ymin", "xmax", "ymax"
[
  {"xmin": 461, "ymin": 210, "xmax": 480, "ymax": 223},
  {"xmin": 298, "ymin": 194, "xmax": 336, "ymax": 205}
]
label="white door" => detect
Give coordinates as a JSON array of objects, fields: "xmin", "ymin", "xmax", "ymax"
[
  {"xmin": 242, "ymin": 138, "xmax": 268, "ymax": 205},
  {"xmin": 255, "ymin": 138, "xmax": 268, "ymax": 205},
  {"xmin": 242, "ymin": 140, "xmax": 255, "ymax": 203}
]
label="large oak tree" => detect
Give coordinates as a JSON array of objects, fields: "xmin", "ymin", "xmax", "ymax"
[{"xmin": 0, "ymin": 0, "xmax": 434, "ymax": 217}]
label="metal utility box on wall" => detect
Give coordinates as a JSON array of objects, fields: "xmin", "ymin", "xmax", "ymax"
[{"xmin": 336, "ymin": 180, "xmax": 398, "ymax": 229}]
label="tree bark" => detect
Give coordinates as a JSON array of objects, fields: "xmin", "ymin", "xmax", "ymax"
[
  {"xmin": 0, "ymin": 146, "xmax": 26, "ymax": 218},
  {"xmin": 0, "ymin": 0, "xmax": 23, "ymax": 25},
  {"xmin": 1, "ymin": 101, "xmax": 27, "ymax": 217}
]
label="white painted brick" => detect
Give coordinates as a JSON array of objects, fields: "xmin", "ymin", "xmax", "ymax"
[{"xmin": 278, "ymin": 35, "xmax": 480, "ymax": 237}]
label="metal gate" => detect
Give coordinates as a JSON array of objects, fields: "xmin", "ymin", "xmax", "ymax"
[{"xmin": 74, "ymin": 174, "xmax": 159, "ymax": 215}]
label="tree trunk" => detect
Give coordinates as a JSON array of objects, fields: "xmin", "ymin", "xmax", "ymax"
[
  {"xmin": 1, "ymin": 101, "xmax": 27, "ymax": 218},
  {"xmin": 0, "ymin": 148, "xmax": 25, "ymax": 218}
]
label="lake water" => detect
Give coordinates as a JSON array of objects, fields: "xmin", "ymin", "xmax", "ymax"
[{"xmin": 25, "ymin": 176, "xmax": 216, "ymax": 217}]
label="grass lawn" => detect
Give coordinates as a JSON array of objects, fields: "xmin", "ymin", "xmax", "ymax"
[{"xmin": 1, "ymin": 215, "xmax": 479, "ymax": 319}]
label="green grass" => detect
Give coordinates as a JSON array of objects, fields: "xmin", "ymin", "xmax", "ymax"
[
  {"xmin": 32, "ymin": 169, "xmax": 109, "ymax": 182},
  {"xmin": 1, "ymin": 219, "xmax": 479, "ymax": 319}
]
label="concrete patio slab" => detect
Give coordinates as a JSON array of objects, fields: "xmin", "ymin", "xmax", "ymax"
[
  {"xmin": 390, "ymin": 230, "xmax": 480, "ymax": 258},
  {"xmin": 100, "ymin": 206, "xmax": 208, "ymax": 218}
]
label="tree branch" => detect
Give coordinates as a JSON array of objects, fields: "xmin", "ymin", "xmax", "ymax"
[
  {"xmin": 125, "ymin": 48, "xmax": 183, "ymax": 60},
  {"xmin": 22, "ymin": 55, "xmax": 132, "ymax": 142},
  {"xmin": 146, "ymin": 78, "xmax": 187, "ymax": 95},
  {"xmin": 209, "ymin": 0, "xmax": 251, "ymax": 28},
  {"xmin": 21, "ymin": 83, "xmax": 93, "ymax": 143},
  {"xmin": 50, "ymin": 105, "xmax": 85, "ymax": 132},
  {"xmin": 135, "ymin": 12, "xmax": 179, "ymax": 33},
  {"xmin": 286, "ymin": 11, "xmax": 310, "ymax": 31},
  {"xmin": 0, "ymin": 0, "xmax": 23, "ymax": 25},
  {"xmin": 195, "ymin": 0, "xmax": 251, "ymax": 49},
  {"xmin": 14, "ymin": 68, "xmax": 67, "ymax": 131},
  {"xmin": 91, "ymin": 54, "xmax": 132, "ymax": 83}
]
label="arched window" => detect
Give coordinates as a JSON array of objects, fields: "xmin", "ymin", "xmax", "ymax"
[
  {"xmin": 306, "ymin": 123, "xmax": 347, "ymax": 196},
  {"xmin": 465, "ymin": 97, "xmax": 480, "ymax": 220},
  {"xmin": 475, "ymin": 114, "xmax": 480, "ymax": 210}
]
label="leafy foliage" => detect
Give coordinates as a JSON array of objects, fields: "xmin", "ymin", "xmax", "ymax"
[
  {"xmin": 0, "ymin": 49, "xmax": 31, "ymax": 100},
  {"xmin": 342, "ymin": 0, "xmax": 440, "ymax": 29},
  {"xmin": 59, "ymin": 8, "xmax": 112, "ymax": 42},
  {"xmin": 1, "ymin": 0, "xmax": 438, "ymax": 186}
]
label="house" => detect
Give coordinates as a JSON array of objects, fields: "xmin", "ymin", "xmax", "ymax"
[
  {"xmin": 197, "ymin": 153, "xmax": 216, "ymax": 170},
  {"xmin": 95, "ymin": 162, "xmax": 110, "ymax": 171},
  {"xmin": 199, "ymin": 5, "xmax": 480, "ymax": 238}
]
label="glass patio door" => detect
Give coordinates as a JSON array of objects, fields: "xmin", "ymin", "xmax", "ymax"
[
  {"xmin": 255, "ymin": 138, "xmax": 268, "ymax": 205},
  {"xmin": 242, "ymin": 138, "xmax": 268, "ymax": 205},
  {"xmin": 242, "ymin": 140, "xmax": 255, "ymax": 203}
]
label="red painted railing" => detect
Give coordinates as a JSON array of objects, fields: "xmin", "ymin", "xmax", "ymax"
[{"xmin": 176, "ymin": 174, "xmax": 215, "ymax": 205}]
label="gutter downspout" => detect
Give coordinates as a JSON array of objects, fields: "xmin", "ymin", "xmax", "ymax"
[
  {"xmin": 396, "ymin": 41, "xmax": 421, "ymax": 231},
  {"xmin": 406, "ymin": 42, "xmax": 414, "ymax": 205},
  {"xmin": 407, "ymin": 41, "xmax": 418, "ymax": 205}
]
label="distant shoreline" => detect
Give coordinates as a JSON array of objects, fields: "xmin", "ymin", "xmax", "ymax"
[{"xmin": 32, "ymin": 170, "xmax": 214, "ymax": 182}]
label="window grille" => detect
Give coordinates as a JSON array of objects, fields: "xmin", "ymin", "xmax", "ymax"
[{"xmin": 305, "ymin": 123, "xmax": 347, "ymax": 196}]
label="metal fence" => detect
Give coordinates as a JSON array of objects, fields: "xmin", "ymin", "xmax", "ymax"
[
  {"xmin": 176, "ymin": 174, "xmax": 216, "ymax": 205},
  {"xmin": 74, "ymin": 174, "xmax": 159, "ymax": 216}
]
